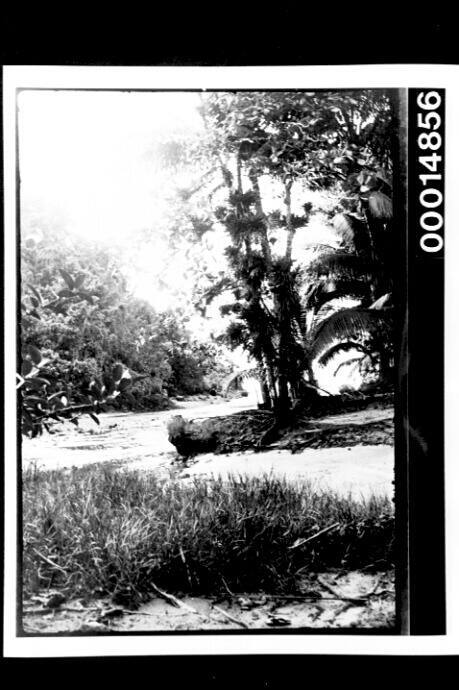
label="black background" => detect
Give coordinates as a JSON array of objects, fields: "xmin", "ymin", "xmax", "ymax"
[
  {"xmin": 406, "ymin": 89, "xmax": 446, "ymax": 634},
  {"xmin": 1, "ymin": 4, "xmax": 456, "ymax": 672},
  {"xmin": 1, "ymin": 8, "xmax": 459, "ymax": 67}
]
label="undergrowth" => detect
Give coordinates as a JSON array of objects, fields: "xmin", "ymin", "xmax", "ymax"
[{"xmin": 23, "ymin": 464, "xmax": 394, "ymax": 604}]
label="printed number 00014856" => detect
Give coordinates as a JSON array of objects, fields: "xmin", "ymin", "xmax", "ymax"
[{"xmin": 416, "ymin": 91, "xmax": 444, "ymax": 253}]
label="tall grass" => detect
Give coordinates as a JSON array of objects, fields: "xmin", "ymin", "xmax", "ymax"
[{"xmin": 23, "ymin": 465, "xmax": 394, "ymax": 603}]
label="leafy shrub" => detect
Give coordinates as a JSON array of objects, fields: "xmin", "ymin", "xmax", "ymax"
[{"xmin": 20, "ymin": 226, "xmax": 234, "ymax": 432}]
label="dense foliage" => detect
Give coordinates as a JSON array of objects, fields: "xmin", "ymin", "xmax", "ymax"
[
  {"xmin": 175, "ymin": 90, "xmax": 395, "ymax": 413},
  {"xmin": 20, "ymin": 223, "xmax": 232, "ymax": 436}
]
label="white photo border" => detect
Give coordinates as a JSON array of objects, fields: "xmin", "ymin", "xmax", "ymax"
[{"xmin": 3, "ymin": 64, "xmax": 459, "ymax": 657}]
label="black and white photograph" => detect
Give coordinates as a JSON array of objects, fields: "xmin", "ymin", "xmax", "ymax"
[{"xmin": 2, "ymin": 65, "xmax": 458, "ymax": 657}]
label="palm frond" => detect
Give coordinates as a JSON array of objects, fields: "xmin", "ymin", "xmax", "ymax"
[
  {"xmin": 332, "ymin": 213, "xmax": 370, "ymax": 252},
  {"xmin": 302, "ymin": 242, "xmax": 340, "ymax": 254},
  {"xmin": 367, "ymin": 191, "xmax": 392, "ymax": 220},
  {"xmin": 307, "ymin": 251, "xmax": 377, "ymax": 284},
  {"xmin": 333, "ymin": 356, "xmax": 367, "ymax": 377},
  {"xmin": 369, "ymin": 292, "xmax": 392, "ymax": 310},
  {"xmin": 308, "ymin": 307, "xmax": 393, "ymax": 361},
  {"xmin": 317, "ymin": 340, "xmax": 370, "ymax": 368},
  {"xmin": 221, "ymin": 367, "xmax": 259, "ymax": 394},
  {"xmin": 305, "ymin": 278, "xmax": 371, "ymax": 313}
]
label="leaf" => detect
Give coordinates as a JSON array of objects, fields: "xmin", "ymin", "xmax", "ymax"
[
  {"xmin": 332, "ymin": 213, "xmax": 368, "ymax": 251},
  {"xmin": 112, "ymin": 364, "xmax": 123, "ymax": 381},
  {"xmin": 118, "ymin": 378, "xmax": 131, "ymax": 392},
  {"xmin": 22, "ymin": 420, "xmax": 34, "ymax": 436},
  {"xmin": 50, "ymin": 302, "xmax": 68, "ymax": 315},
  {"xmin": 308, "ymin": 251, "xmax": 376, "ymax": 284},
  {"xmin": 306, "ymin": 279, "xmax": 371, "ymax": 314},
  {"xmin": 309, "ymin": 307, "xmax": 393, "ymax": 361},
  {"xmin": 59, "ymin": 269, "xmax": 75, "ymax": 290},
  {"xmin": 30, "ymin": 296, "xmax": 39, "ymax": 308},
  {"xmin": 317, "ymin": 341, "xmax": 369, "ymax": 368},
  {"xmin": 27, "ymin": 284, "xmax": 43, "ymax": 304},
  {"xmin": 104, "ymin": 378, "xmax": 116, "ymax": 396},
  {"xmin": 58, "ymin": 289, "xmax": 74, "ymax": 298},
  {"xmin": 73, "ymin": 274, "xmax": 85, "ymax": 289},
  {"xmin": 367, "ymin": 192, "xmax": 392, "ymax": 220},
  {"xmin": 334, "ymin": 356, "xmax": 366, "ymax": 377},
  {"xmin": 76, "ymin": 291, "xmax": 94, "ymax": 303},
  {"xmin": 47, "ymin": 391, "xmax": 66, "ymax": 401},
  {"xmin": 24, "ymin": 395, "xmax": 48, "ymax": 405},
  {"xmin": 89, "ymin": 413, "xmax": 100, "ymax": 426},
  {"xmin": 24, "ymin": 377, "xmax": 50, "ymax": 389},
  {"xmin": 369, "ymin": 292, "xmax": 391, "ymax": 310},
  {"xmin": 22, "ymin": 360, "xmax": 33, "ymax": 376},
  {"xmin": 26, "ymin": 344, "xmax": 42, "ymax": 365}
]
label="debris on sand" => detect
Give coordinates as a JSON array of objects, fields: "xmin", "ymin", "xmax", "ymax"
[
  {"xmin": 167, "ymin": 399, "xmax": 394, "ymax": 459},
  {"xmin": 167, "ymin": 415, "xmax": 219, "ymax": 458},
  {"xmin": 22, "ymin": 571, "xmax": 395, "ymax": 634}
]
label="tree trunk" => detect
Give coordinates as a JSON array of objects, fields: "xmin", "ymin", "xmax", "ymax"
[
  {"xmin": 275, "ymin": 374, "xmax": 291, "ymax": 421},
  {"xmin": 284, "ymin": 180, "xmax": 295, "ymax": 262},
  {"xmin": 248, "ymin": 170, "xmax": 272, "ymax": 265},
  {"xmin": 305, "ymin": 358, "xmax": 318, "ymax": 389}
]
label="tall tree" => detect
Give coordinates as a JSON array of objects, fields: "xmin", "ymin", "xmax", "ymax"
[{"xmin": 186, "ymin": 90, "xmax": 395, "ymax": 413}]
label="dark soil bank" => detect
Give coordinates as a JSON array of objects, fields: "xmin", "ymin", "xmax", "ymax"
[{"xmin": 168, "ymin": 394, "xmax": 394, "ymax": 457}]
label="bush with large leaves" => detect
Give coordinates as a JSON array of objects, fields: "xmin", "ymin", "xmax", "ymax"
[
  {"xmin": 20, "ymin": 223, "xmax": 231, "ymax": 436},
  {"xmin": 19, "ymin": 267, "xmax": 135, "ymax": 437}
]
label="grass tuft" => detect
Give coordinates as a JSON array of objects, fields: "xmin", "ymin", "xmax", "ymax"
[{"xmin": 23, "ymin": 464, "xmax": 394, "ymax": 603}]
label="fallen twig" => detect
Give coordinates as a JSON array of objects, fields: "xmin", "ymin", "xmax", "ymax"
[
  {"xmin": 212, "ymin": 604, "xmax": 250, "ymax": 629},
  {"xmin": 150, "ymin": 582, "xmax": 225, "ymax": 625},
  {"xmin": 316, "ymin": 576, "xmax": 367, "ymax": 604},
  {"xmin": 150, "ymin": 583, "xmax": 198, "ymax": 614}
]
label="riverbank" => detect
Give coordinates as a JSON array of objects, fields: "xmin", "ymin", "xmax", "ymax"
[
  {"xmin": 22, "ymin": 396, "xmax": 394, "ymax": 498},
  {"xmin": 22, "ymin": 466, "xmax": 395, "ymax": 633},
  {"xmin": 21, "ymin": 395, "xmax": 395, "ymax": 633}
]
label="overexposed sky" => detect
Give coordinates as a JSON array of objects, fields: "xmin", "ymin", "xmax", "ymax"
[{"xmin": 18, "ymin": 90, "xmax": 204, "ymax": 242}]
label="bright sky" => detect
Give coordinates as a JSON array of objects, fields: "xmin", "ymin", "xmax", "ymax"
[{"xmin": 18, "ymin": 89, "xmax": 203, "ymax": 241}]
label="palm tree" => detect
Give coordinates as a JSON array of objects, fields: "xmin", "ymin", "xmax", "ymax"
[{"xmin": 298, "ymin": 150, "xmax": 394, "ymax": 394}]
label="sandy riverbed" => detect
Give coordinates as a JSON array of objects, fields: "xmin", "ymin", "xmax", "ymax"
[
  {"xmin": 22, "ymin": 397, "xmax": 394, "ymax": 499},
  {"xmin": 23, "ymin": 570, "xmax": 395, "ymax": 634}
]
